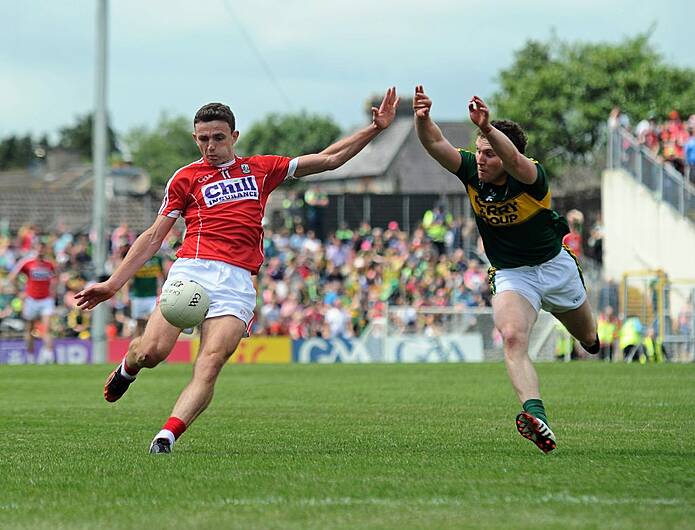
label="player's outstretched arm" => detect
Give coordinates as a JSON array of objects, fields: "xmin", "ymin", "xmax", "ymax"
[
  {"xmin": 293, "ymin": 87, "xmax": 399, "ymax": 178},
  {"xmin": 413, "ymin": 85, "xmax": 461, "ymax": 173},
  {"xmin": 469, "ymin": 95, "xmax": 537, "ymax": 184},
  {"xmin": 75, "ymin": 215, "xmax": 176, "ymax": 310}
]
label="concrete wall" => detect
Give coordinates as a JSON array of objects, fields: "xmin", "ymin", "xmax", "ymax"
[{"xmin": 602, "ymin": 169, "xmax": 695, "ymax": 280}]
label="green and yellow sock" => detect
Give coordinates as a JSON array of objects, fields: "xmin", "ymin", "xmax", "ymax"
[{"xmin": 523, "ymin": 399, "xmax": 550, "ymax": 427}]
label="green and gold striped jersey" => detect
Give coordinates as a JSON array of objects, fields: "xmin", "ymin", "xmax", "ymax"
[
  {"xmin": 130, "ymin": 255, "xmax": 163, "ymax": 298},
  {"xmin": 455, "ymin": 150, "xmax": 569, "ymax": 269}
]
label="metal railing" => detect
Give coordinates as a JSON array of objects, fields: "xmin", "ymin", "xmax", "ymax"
[
  {"xmin": 608, "ymin": 126, "xmax": 695, "ymax": 220},
  {"xmin": 376, "ymin": 305, "xmax": 559, "ymax": 361}
]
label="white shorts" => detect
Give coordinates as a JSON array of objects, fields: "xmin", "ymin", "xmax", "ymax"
[
  {"xmin": 22, "ymin": 296, "xmax": 55, "ymax": 321},
  {"xmin": 162, "ymin": 258, "xmax": 256, "ymax": 327},
  {"xmin": 131, "ymin": 296, "xmax": 157, "ymax": 319},
  {"xmin": 489, "ymin": 247, "xmax": 586, "ymax": 313}
]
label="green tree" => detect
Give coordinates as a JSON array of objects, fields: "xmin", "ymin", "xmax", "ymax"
[
  {"xmin": 237, "ymin": 112, "xmax": 341, "ymax": 158},
  {"xmin": 124, "ymin": 114, "xmax": 200, "ymax": 187},
  {"xmin": 58, "ymin": 113, "xmax": 118, "ymax": 159},
  {"xmin": 14, "ymin": 135, "xmax": 34, "ymax": 166},
  {"xmin": 0, "ymin": 134, "xmax": 36, "ymax": 170},
  {"xmin": 491, "ymin": 34, "xmax": 695, "ymax": 173},
  {"xmin": 0, "ymin": 136, "xmax": 19, "ymax": 169}
]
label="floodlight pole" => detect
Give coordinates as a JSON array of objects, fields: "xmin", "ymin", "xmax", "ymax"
[{"xmin": 91, "ymin": 0, "xmax": 109, "ymax": 364}]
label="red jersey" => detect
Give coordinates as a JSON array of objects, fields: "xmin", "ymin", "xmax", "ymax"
[
  {"xmin": 12, "ymin": 257, "xmax": 56, "ymax": 299},
  {"xmin": 158, "ymin": 155, "xmax": 297, "ymax": 274},
  {"xmin": 562, "ymin": 232, "xmax": 583, "ymax": 258}
]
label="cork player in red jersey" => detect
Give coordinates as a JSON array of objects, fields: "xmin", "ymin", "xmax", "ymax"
[
  {"xmin": 8, "ymin": 240, "xmax": 57, "ymax": 360},
  {"xmin": 76, "ymin": 87, "xmax": 400, "ymax": 454}
]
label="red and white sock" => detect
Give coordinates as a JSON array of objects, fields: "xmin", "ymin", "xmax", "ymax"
[
  {"xmin": 119, "ymin": 357, "xmax": 139, "ymax": 381},
  {"xmin": 154, "ymin": 416, "xmax": 187, "ymax": 446}
]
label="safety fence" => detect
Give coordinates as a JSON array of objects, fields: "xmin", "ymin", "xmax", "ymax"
[
  {"xmin": 372, "ymin": 306, "xmax": 558, "ymax": 362},
  {"xmin": 608, "ymin": 126, "xmax": 695, "ymax": 221},
  {"xmin": 0, "ymin": 307, "xmax": 557, "ymax": 365},
  {"xmin": 620, "ymin": 270, "xmax": 695, "ymax": 362},
  {"xmin": 6, "ymin": 273, "xmax": 690, "ymax": 365}
]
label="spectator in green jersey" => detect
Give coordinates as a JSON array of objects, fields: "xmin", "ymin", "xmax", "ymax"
[{"xmin": 128, "ymin": 252, "xmax": 164, "ymax": 337}]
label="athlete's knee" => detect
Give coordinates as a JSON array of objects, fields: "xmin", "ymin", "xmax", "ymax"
[
  {"xmin": 499, "ymin": 324, "xmax": 530, "ymax": 353},
  {"xmin": 194, "ymin": 354, "xmax": 226, "ymax": 385}
]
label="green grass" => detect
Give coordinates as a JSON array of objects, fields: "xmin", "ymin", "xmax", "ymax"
[{"xmin": 1, "ymin": 363, "xmax": 694, "ymax": 530}]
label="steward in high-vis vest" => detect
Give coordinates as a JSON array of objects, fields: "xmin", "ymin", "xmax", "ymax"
[
  {"xmin": 619, "ymin": 316, "xmax": 643, "ymax": 362},
  {"xmin": 597, "ymin": 307, "xmax": 619, "ymax": 361},
  {"xmin": 640, "ymin": 328, "xmax": 665, "ymax": 364},
  {"xmin": 422, "ymin": 206, "xmax": 453, "ymax": 256}
]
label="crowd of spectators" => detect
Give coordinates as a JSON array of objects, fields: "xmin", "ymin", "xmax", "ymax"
[
  {"xmin": 256, "ymin": 220, "xmax": 490, "ymax": 338},
  {"xmin": 0, "ymin": 213, "xmax": 492, "ymax": 341},
  {"xmin": 610, "ymin": 107, "xmax": 695, "ymax": 183},
  {"xmin": 1, "ymin": 205, "xmax": 691, "ymax": 357},
  {"xmin": 0, "ymin": 222, "xmax": 180, "ymax": 340}
]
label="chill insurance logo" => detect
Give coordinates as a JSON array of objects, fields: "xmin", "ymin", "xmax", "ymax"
[{"xmin": 202, "ymin": 176, "xmax": 258, "ymax": 207}]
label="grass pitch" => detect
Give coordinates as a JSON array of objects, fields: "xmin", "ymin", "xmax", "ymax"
[{"xmin": 1, "ymin": 362, "xmax": 693, "ymax": 529}]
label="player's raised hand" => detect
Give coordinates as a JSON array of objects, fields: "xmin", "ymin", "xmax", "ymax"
[
  {"xmin": 468, "ymin": 96, "xmax": 491, "ymax": 132},
  {"xmin": 372, "ymin": 86, "xmax": 399, "ymax": 130},
  {"xmin": 75, "ymin": 281, "xmax": 118, "ymax": 311},
  {"xmin": 413, "ymin": 85, "xmax": 432, "ymax": 119}
]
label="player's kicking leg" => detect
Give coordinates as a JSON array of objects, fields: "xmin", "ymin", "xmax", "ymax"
[
  {"xmin": 104, "ymin": 308, "xmax": 180, "ymax": 402},
  {"xmin": 149, "ymin": 315, "xmax": 246, "ymax": 454},
  {"xmin": 553, "ymin": 300, "xmax": 599, "ymax": 355}
]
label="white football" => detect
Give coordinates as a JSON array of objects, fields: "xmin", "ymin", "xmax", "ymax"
[{"xmin": 159, "ymin": 280, "xmax": 210, "ymax": 329}]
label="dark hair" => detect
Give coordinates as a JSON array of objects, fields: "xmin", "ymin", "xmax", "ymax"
[
  {"xmin": 478, "ymin": 119, "xmax": 528, "ymax": 154},
  {"xmin": 194, "ymin": 103, "xmax": 236, "ymax": 132}
]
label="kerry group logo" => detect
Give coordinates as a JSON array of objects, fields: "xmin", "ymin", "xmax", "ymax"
[
  {"xmin": 202, "ymin": 176, "xmax": 258, "ymax": 207},
  {"xmin": 473, "ymin": 193, "xmax": 520, "ymax": 225},
  {"xmin": 470, "ymin": 189, "xmax": 550, "ymax": 226}
]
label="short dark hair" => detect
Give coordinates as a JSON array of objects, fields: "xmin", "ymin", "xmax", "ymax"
[
  {"xmin": 478, "ymin": 119, "xmax": 528, "ymax": 154},
  {"xmin": 194, "ymin": 103, "xmax": 236, "ymax": 132}
]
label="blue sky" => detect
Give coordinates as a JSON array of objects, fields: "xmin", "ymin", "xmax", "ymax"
[{"xmin": 0, "ymin": 0, "xmax": 692, "ymax": 139}]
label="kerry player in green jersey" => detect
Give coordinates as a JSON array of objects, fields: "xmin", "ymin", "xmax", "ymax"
[
  {"xmin": 414, "ymin": 86, "xmax": 600, "ymax": 453},
  {"xmin": 128, "ymin": 254, "xmax": 164, "ymax": 337}
]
